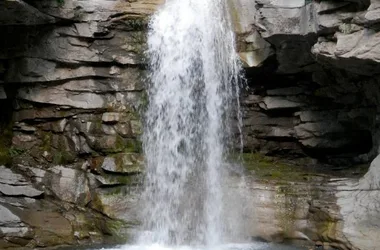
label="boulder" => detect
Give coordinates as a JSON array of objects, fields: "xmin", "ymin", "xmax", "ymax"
[{"xmin": 49, "ymin": 166, "xmax": 91, "ymax": 205}]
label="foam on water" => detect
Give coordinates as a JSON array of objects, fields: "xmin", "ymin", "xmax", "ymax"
[
  {"xmin": 139, "ymin": 0, "xmax": 244, "ymax": 246},
  {"xmin": 100, "ymin": 243, "xmax": 305, "ymax": 250}
]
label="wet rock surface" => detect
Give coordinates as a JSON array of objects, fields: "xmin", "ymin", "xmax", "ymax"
[
  {"xmin": 231, "ymin": 0, "xmax": 380, "ymax": 166},
  {"xmin": 0, "ymin": 0, "xmax": 380, "ymax": 250},
  {"xmin": 0, "ymin": 0, "xmax": 160, "ymax": 248},
  {"xmin": 239, "ymin": 153, "xmax": 377, "ymax": 250}
]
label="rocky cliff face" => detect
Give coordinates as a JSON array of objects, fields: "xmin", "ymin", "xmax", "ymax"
[
  {"xmin": 0, "ymin": 0, "xmax": 161, "ymax": 248},
  {"xmin": 229, "ymin": 1, "xmax": 380, "ymax": 250},
  {"xmin": 1, "ymin": 0, "xmax": 380, "ymax": 250},
  {"xmin": 232, "ymin": 0, "xmax": 380, "ymax": 166}
]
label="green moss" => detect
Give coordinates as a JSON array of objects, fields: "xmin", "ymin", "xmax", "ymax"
[
  {"xmin": 8, "ymin": 147, "xmax": 25, "ymax": 157},
  {"xmin": 0, "ymin": 124, "xmax": 13, "ymax": 166},
  {"xmin": 52, "ymin": 151, "xmax": 76, "ymax": 165},
  {"xmin": 122, "ymin": 17, "xmax": 149, "ymax": 31},
  {"xmin": 37, "ymin": 131, "xmax": 76, "ymax": 165},
  {"xmin": 105, "ymin": 219, "xmax": 129, "ymax": 243},
  {"xmin": 316, "ymin": 219, "xmax": 338, "ymax": 241},
  {"xmin": 0, "ymin": 150, "xmax": 12, "ymax": 166},
  {"xmin": 123, "ymin": 139, "xmax": 142, "ymax": 153},
  {"xmin": 90, "ymin": 194, "xmax": 105, "ymax": 213},
  {"xmin": 41, "ymin": 132, "xmax": 52, "ymax": 152},
  {"xmin": 139, "ymin": 90, "xmax": 149, "ymax": 112},
  {"xmin": 105, "ymin": 186, "xmax": 124, "ymax": 196},
  {"xmin": 112, "ymin": 175, "xmax": 132, "ymax": 185},
  {"xmin": 238, "ymin": 153, "xmax": 309, "ymax": 182}
]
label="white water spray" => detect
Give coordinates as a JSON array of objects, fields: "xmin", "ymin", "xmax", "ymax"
[{"xmin": 140, "ymin": 0, "xmax": 243, "ymax": 246}]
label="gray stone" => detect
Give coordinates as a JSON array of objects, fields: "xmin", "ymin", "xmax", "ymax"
[
  {"xmin": 17, "ymin": 85, "xmax": 105, "ymax": 109},
  {"xmin": 255, "ymin": 3, "xmax": 317, "ymax": 38},
  {"xmin": 101, "ymin": 154, "xmax": 142, "ymax": 174},
  {"xmin": 239, "ymin": 31, "xmax": 273, "ymax": 67},
  {"xmin": 102, "ymin": 112, "xmax": 120, "ymax": 124},
  {"xmin": 7, "ymin": 58, "xmax": 102, "ymax": 83},
  {"xmin": 317, "ymin": 1, "xmax": 350, "ymax": 14},
  {"xmin": 0, "ymin": 166, "xmax": 43, "ymax": 198},
  {"xmin": 294, "ymin": 122, "xmax": 345, "ymax": 139},
  {"xmin": 312, "ymin": 29, "xmax": 380, "ymax": 75},
  {"xmin": 13, "ymin": 122, "xmax": 36, "ymax": 133},
  {"xmin": 0, "ymin": 205, "xmax": 21, "ymax": 227},
  {"xmin": 93, "ymin": 188, "xmax": 139, "ymax": 222},
  {"xmin": 336, "ymin": 154, "xmax": 380, "ymax": 250},
  {"xmin": 0, "ymin": 166, "xmax": 28, "ymax": 185},
  {"xmin": 0, "ymin": 183, "xmax": 43, "ymax": 198},
  {"xmin": 366, "ymin": 1, "xmax": 380, "ymax": 23},
  {"xmin": 259, "ymin": 96, "xmax": 304, "ymax": 110},
  {"xmin": 250, "ymin": 125, "xmax": 295, "ymax": 139},
  {"xmin": 49, "ymin": 166, "xmax": 91, "ymax": 205}
]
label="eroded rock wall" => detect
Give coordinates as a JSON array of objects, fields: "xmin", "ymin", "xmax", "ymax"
[
  {"xmin": 229, "ymin": 1, "xmax": 380, "ymax": 249},
  {"xmin": 0, "ymin": 0, "xmax": 162, "ymax": 248},
  {"xmin": 1, "ymin": 0, "xmax": 380, "ymax": 249},
  {"xmin": 232, "ymin": 0, "xmax": 380, "ymax": 166}
]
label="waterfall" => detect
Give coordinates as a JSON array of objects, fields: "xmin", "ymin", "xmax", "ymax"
[{"xmin": 140, "ymin": 0, "xmax": 243, "ymax": 246}]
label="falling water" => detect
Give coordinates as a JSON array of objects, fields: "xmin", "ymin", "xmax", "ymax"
[{"xmin": 140, "ymin": 0, "xmax": 243, "ymax": 246}]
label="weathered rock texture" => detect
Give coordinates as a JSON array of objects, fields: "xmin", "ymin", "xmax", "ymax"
[
  {"xmin": 228, "ymin": 1, "xmax": 380, "ymax": 249},
  {"xmin": 1, "ymin": 0, "xmax": 380, "ymax": 249},
  {"xmin": 231, "ymin": 0, "xmax": 380, "ymax": 166},
  {"xmin": 0, "ymin": 0, "xmax": 162, "ymax": 248},
  {"xmin": 240, "ymin": 153, "xmax": 378, "ymax": 250}
]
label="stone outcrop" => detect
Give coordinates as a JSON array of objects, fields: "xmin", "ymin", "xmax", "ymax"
[
  {"xmin": 228, "ymin": 2, "xmax": 380, "ymax": 249},
  {"xmin": 231, "ymin": 0, "xmax": 380, "ymax": 166},
  {"xmin": 240, "ymin": 153, "xmax": 380, "ymax": 250},
  {"xmin": 1, "ymin": 0, "xmax": 380, "ymax": 249},
  {"xmin": 0, "ymin": 0, "xmax": 161, "ymax": 248}
]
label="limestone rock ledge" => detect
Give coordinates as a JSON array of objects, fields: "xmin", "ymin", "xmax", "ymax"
[
  {"xmin": 240, "ymin": 153, "xmax": 380, "ymax": 250},
  {"xmin": 0, "ymin": 0, "xmax": 162, "ymax": 248},
  {"xmin": 232, "ymin": 0, "xmax": 380, "ymax": 166}
]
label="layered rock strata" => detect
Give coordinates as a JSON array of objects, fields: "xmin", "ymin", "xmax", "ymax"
[
  {"xmin": 1, "ymin": 0, "xmax": 380, "ymax": 249},
  {"xmin": 0, "ymin": 0, "xmax": 161, "ymax": 248},
  {"xmin": 232, "ymin": 0, "xmax": 380, "ymax": 165},
  {"xmin": 241, "ymin": 153, "xmax": 379, "ymax": 250}
]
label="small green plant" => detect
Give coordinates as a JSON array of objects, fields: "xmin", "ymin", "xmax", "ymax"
[
  {"xmin": 56, "ymin": 0, "xmax": 64, "ymax": 5},
  {"xmin": 8, "ymin": 147, "xmax": 25, "ymax": 157}
]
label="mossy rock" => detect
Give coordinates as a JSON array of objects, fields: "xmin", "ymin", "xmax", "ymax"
[
  {"xmin": 118, "ymin": 17, "xmax": 149, "ymax": 31},
  {"xmin": 52, "ymin": 151, "xmax": 76, "ymax": 165},
  {"xmin": 0, "ymin": 123, "xmax": 14, "ymax": 166},
  {"xmin": 237, "ymin": 153, "xmax": 316, "ymax": 182},
  {"xmin": 91, "ymin": 135, "xmax": 128, "ymax": 154},
  {"xmin": 0, "ymin": 149, "xmax": 12, "ymax": 166},
  {"xmin": 104, "ymin": 219, "xmax": 130, "ymax": 243}
]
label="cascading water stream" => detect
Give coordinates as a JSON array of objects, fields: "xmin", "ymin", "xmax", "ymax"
[{"xmin": 139, "ymin": 0, "xmax": 243, "ymax": 246}]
